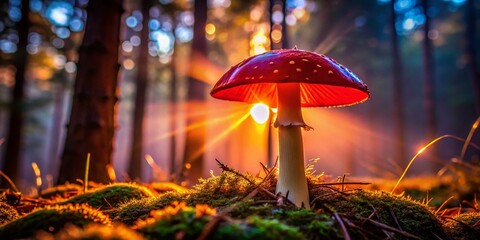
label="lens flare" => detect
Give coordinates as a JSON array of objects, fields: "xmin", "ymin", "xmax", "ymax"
[{"xmin": 250, "ymin": 103, "xmax": 270, "ymax": 124}]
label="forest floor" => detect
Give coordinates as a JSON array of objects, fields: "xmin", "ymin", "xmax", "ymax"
[{"xmin": 0, "ymin": 160, "xmax": 479, "ymax": 240}]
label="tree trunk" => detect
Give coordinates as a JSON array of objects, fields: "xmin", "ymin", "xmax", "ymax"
[
  {"xmin": 465, "ymin": 0, "xmax": 480, "ymax": 114},
  {"xmin": 181, "ymin": 0, "xmax": 208, "ymax": 185},
  {"xmin": 169, "ymin": 30, "xmax": 178, "ymax": 179},
  {"xmin": 422, "ymin": 0, "xmax": 437, "ymax": 142},
  {"xmin": 128, "ymin": 0, "xmax": 151, "ymax": 181},
  {"xmin": 57, "ymin": 0, "xmax": 123, "ymax": 184},
  {"xmin": 1, "ymin": 0, "xmax": 30, "ymax": 189},
  {"xmin": 390, "ymin": 0, "xmax": 406, "ymax": 165},
  {"xmin": 269, "ymin": 0, "xmax": 289, "ymax": 50}
]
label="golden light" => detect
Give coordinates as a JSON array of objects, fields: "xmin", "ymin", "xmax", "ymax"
[
  {"xmin": 205, "ymin": 23, "xmax": 216, "ymax": 35},
  {"xmin": 249, "ymin": 28, "xmax": 269, "ymax": 56},
  {"xmin": 106, "ymin": 164, "xmax": 116, "ymax": 182},
  {"xmin": 293, "ymin": 7, "xmax": 307, "ymax": 19},
  {"xmin": 271, "ymin": 29, "xmax": 282, "ymax": 43},
  {"xmin": 31, "ymin": 162, "xmax": 42, "ymax": 188},
  {"xmin": 417, "ymin": 146, "xmax": 427, "ymax": 154},
  {"xmin": 252, "ymin": 32, "xmax": 268, "ymax": 44},
  {"xmin": 250, "ymin": 103, "xmax": 270, "ymax": 124},
  {"xmin": 145, "ymin": 154, "xmax": 156, "ymax": 167}
]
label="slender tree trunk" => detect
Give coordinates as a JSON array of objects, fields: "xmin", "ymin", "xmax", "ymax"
[
  {"xmin": 390, "ymin": 0, "xmax": 406, "ymax": 165},
  {"xmin": 169, "ymin": 31, "xmax": 178, "ymax": 179},
  {"xmin": 128, "ymin": 0, "xmax": 151, "ymax": 181},
  {"xmin": 422, "ymin": 0, "xmax": 437, "ymax": 142},
  {"xmin": 465, "ymin": 0, "xmax": 480, "ymax": 114},
  {"xmin": 57, "ymin": 0, "xmax": 123, "ymax": 184},
  {"xmin": 422, "ymin": 0, "xmax": 438, "ymax": 165},
  {"xmin": 181, "ymin": 0, "xmax": 208, "ymax": 185},
  {"xmin": 269, "ymin": 0, "xmax": 289, "ymax": 50},
  {"xmin": 267, "ymin": 0, "xmax": 289, "ymax": 167},
  {"xmin": 1, "ymin": 0, "xmax": 30, "ymax": 189},
  {"xmin": 281, "ymin": 0, "xmax": 289, "ymax": 49}
]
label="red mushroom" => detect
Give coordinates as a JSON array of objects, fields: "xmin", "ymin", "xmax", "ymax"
[{"xmin": 210, "ymin": 49, "xmax": 370, "ymax": 208}]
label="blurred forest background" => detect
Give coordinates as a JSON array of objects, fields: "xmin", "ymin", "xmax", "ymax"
[{"xmin": 0, "ymin": 0, "xmax": 479, "ymax": 193}]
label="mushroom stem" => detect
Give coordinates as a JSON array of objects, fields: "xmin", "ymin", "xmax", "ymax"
[{"xmin": 275, "ymin": 83, "xmax": 310, "ymax": 209}]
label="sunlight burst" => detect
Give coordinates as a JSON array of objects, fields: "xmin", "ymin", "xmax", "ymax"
[{"xmin": 250, "ymin": 103, "xmax": 270, "ymax": 124}]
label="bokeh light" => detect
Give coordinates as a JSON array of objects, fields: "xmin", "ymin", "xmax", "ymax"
[
  {"xmin": 175, "ymin": 26, "xmax": 193, "ymax": 43},
  {"xmin": 65, "ymin": 61, "xmax": 77, "ymax": 73},
  {"xmin": 69, "ymin": 18, "xmax": 84, "ymax": 32},
  {"xmin": 205, "ymin": 23, "xmax": 216, "ymax": 35},
  {"xmin": 45, "ymin": 1, "xmax": 73, "ymax": 26},
  {"xmin": 123, "ymin": 59, "xmax": 135, "ymax": 70},
  {"xmin": 126, "ymin": 16, "xmax": 138, "ymax": 28},
  {"xmin": 151, "ymin": 30, "xmax": 174, "ymax": 54}
]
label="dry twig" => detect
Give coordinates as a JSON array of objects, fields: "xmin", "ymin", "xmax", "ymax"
[
  {"xmin": 333, "ymin": 212, "xmax": 351, "ymax": 240},
  {"xmin": 352, "ymin": 215, "xmax": 420, "ymax": 239},
  {"xmin": 388, "ymin": 206, "xmax": 402, "ymax": 231}
]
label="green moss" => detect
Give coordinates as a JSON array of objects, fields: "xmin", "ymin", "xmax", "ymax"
[
  {"xmin": 444, "ymin": 211, "xmax": 480, "ymax": 240},
  {"xmin": 61, "ymin": 183, "xmax": 154, "ymax": 212},
  {"xmin": 37, "ymin": 223, "xmax": 145, "ymax": 240},
  {"xmin": 213, "ymin": 216, "xmax": 305, "ymax": 240},
  {"xmin": 0, "ymin": 204, "xmax": 111, "ymax": 239},
  {"xmin": 112, "ymin": 191, "xmax": 187, "ymax": 225},
  {"xmin": 113, "ymin": 172, "xmax": 259, "ymax": 225},
  {"xmin": 188, "ymin": 172, "xmax": 259, "ymax": 206},
  {"xmin": 135, "ymin": 202, "xmax": 305, "ymax": 240},
  {"xmin": 134, "ymin": 202, "xmax": 213, "ymax": 239},
  {"xmin": 113, "ymin": 172, "xmax": 451, "ymax": 239},
  {"xmin": 0, "ymin": 202, "xmax": 19, "ymax": 225},
  {"xmin": 312, "ymin": 189, "xmax": 448, "ymax": 239},
  {"xmin": 40, "ymin": 183, "xmax": 82, "ymax": 200},
  {"xmin": 145, "ymin": 182, "xmax": 188, "ymax": 195}
]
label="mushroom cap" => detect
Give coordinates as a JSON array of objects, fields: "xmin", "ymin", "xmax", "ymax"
[{"xmin": 210, "ymin": 49, "xmax": 370, "ymax": 108}]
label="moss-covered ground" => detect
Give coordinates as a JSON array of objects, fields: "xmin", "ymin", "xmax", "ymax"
[{"xmin": 0, "ymin": 168, "xmax": 478, "ymax": 239}]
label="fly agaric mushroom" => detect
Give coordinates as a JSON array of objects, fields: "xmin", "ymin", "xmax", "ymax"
[{"xmin": 210, "ymin": 49, "xmax": 370, "ymax": 208}]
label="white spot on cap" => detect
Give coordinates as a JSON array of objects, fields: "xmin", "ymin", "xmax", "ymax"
[
  {"xmin": 296, "ymin": 68, "xmax": 302, "ymax": 72},
  {"xmin": 316, "ymin": 64, "xmax": 322, "ymax": 68},
  {"xmin": 305, "ymin": 77, "xmax": 310, "ymax": 80},
  {"xmin": 259, "ymin": 75, "xmax": 264, "ymax": 79},
  {"xmin": 289, "ymin": 60, "xmax": 295, "ymax": 64},
  {"xmin": 253, "ymin": 66, "xmax": 258, "ymax": 69},
  {"xmin": 302, "ymin": 59, "xmax": 309, "ymax": 62},
  {"xmin": 328, "ymin": 70, "xmax": 333, "ymax": 74},
  {"xmin": 245, "ymin": 77, "xmax": 250, "ymax": 80},
  {"xmin": 269, "ymin": 62, "xmax": 274, "ymax": 65},
  {"xmin": 273, "ymin": 69, "xmax": 279, "ymax": 73},
  {"xmin": 313, "ymin": 69, "xmax": 318, "ymax": 73}
]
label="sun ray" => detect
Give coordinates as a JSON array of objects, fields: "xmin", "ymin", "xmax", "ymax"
[
  {"xmin": 186, "ymin": 112, "xmax": 251, "ymax": 164},
  {"xmin": 314, "ymin": 11, "xmax": 357, "ymax": 54},
  {"xmin": 147, "ymin": 109, "xmax": 247, "ymax": 144}
]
